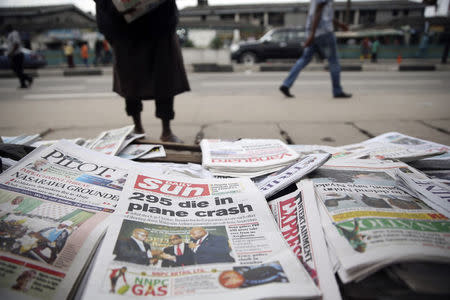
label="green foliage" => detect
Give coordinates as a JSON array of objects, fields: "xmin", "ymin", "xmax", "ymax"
[{"xmin": 209, "ymin": 36, "xmax": 223, "ymax": 50}]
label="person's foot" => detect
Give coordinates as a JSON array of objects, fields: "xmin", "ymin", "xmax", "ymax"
[
  {"xmin": 334, "ymin": 92, "xmax": 352, "ymax": 99},
  {"xmin": 27, "ymin": 77, "xmax": 33, "ymax": 87},
  {"xmin": 279, "ymin": 85, "xmax": 294, "ymax": 98},
  {"xmin": 160, "ymin": 134, "xmax": 184, "ymax": 143},
  {"xmin": 18, "ymin": 85, "xmax": 28, "ymax": 89}
]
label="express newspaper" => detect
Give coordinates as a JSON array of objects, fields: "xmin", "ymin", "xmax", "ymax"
[
  {"xmin": 82, "ymin": 169, "xmax": 320, "ymax": 300},
  {"xmin": 268, "ymin": 180, "xmax": 341, "ymax": 300},
  {"xmin": 310, "ymin": 159, "xmax": 450, "ymax": 283},
  {"xmin": 0, "ymin": 140, "xmax": 134, "ymax": 299}
]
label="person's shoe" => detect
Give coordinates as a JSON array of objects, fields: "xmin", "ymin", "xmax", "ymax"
[
  {"xmin": 27, "ymin": 77, "xmax": 33, "ymax": 87},
  {"xmin": 279, "ymin": 85, "xmax": 294, "ymax": 98},
  {"xmin": 18, "ymin": 85, "xmax": 28, "ymax": 89},
  {"xmin": 160, "ymin": 134, "xmax": 184, "ymax": 143},
  {"xmin": 334, "ymin": 92, "xmax": 352, "ymax": 99}
]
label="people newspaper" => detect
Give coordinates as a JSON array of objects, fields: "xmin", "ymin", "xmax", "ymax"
[
  {"xmin": 0, "ymin": 140, "xmax": 133, "ymax": 299},
  {"xmin": 255, "ymin": 153, "xmax": 330, "ymax": 198},
  {"xmin": 88, "ymin": 125, "xmax": 135, "ymax": 156},
  {"xmin": 112, "ymin": 0, "xmax": 167, "ymax": 23},
  {"xmin": 268, "ymin": 180, "xmax": 341, "ymax": 300},
  {"xmin": 309, "ymin": 159, "xmax": 450, "ymax": 283},
  {"xmin": 81, "ymin": 169, "xmax": 320, "ymax": 299},
  {"xmin": 200, "ymin": 139, "xmax": 300, "ymax": 177}
]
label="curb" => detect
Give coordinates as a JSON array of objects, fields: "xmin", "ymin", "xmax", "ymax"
[
  {"xmin": 192, "ymin": 64, "xmax": 233, "ymax": 72},
  {"xmin": 63, "ymin": 68, "xmax": 103, "ymax": 76},
  {"xmin": 399, "ymin": 65, "xmax": 436, "ymax": 71}
]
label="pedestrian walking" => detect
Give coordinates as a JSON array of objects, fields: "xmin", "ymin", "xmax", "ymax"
[
  {"xmin": 5, "ymin": 25, "xmax": 33, "ymax": 89},
  {"xmin": 279, "ymin": 0, "xmax": 351, "ymax": 99},
  {"xmin": 81, "ymin": 42, "xmax": 89, "ymax": 67},
  {"xmin": 64, "ymin": 41, "xmax": 75, "ymax": 68},
  {"xmin": 95, "ymin": 0, "xmax": 190, "ymax": 142},
  {"xmin": 371, "ymin": 37, "xmax": 380, "ymax": 63}
]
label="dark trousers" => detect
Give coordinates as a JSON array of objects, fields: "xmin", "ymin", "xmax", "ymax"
[
  {"xmin": 125, "ymin": 97, "xmax": 175, "ymax": 120},
  {"xmin": 10, "ymin": 53, "xmax": 32, "ymax": 87}
]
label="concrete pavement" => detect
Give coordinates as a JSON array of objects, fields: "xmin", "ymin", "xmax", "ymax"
[{"xmin": 0, "ymin": 71, "xmax": 449, "ymax": 147}]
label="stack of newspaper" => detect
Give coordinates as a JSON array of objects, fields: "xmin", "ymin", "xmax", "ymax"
[
  {"xmin": 309, "ymin": 158, "xmax": 450, "ymax": 283},
  {"xmin": 200, "ymin": 139, "xmax": 300, "ymax": 177}
]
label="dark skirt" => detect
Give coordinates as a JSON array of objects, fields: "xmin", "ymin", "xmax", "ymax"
[{"xmin": 112, "ymin": 31, "xmax": 190, "ymax": 100}]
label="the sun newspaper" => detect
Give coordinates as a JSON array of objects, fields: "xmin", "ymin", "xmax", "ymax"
[
  {"xmin": 268, "ymin": 180, "xmax": 341, "ymax": 300},
  {"xmin": 200, "ymin": 139, "xmax": 300, "ymax": 177},
  {"xmin": 0, "ymin": 141, "xmax": 136, "ymax": 299},
  {"xmin": 112, "ymin": 0, "xmax": 167, "ymax": 23},
  {"xmin": 254, "ymin": 153, "xmax": 330, "ymax": 198},
  {"xmin": 395, "ymin": 170, "xmax": 450, "ymax": 219},
  {"xmin": 82, "ymin": 170, "xmax": 320, "ymax": 300},
  {"xmin": 88, "ymin": 125, "xmax": 135, "ymax": 156},
  {"xmin": 309, "ymin": 159, "xmax": 450, "ymax": 283}
]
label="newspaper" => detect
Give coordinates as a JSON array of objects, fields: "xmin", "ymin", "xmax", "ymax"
[
  {"xmin": 0, "ymin": 141, "xmax": 136, "ymax": 299},
  {"xmin": 310, "ymin": 159, "xmax": 450, "ymax": 283},
  {"xmin": 82, "ymin": 170, "xmax": 320, "ymax": 299},
  {"xmin": 117, "ymin": 134, "xmax": 146, "ymax": 154},
  {"xmin": 363, "ymin": 132, "xmax": 450, "ymax": 167},
  {"xmin": 2, "ymin": 134, "xmax": 41, "ymax": 146},
  {"xmin": 1, "ymin": 156, "xmax": 18, "ymax": 172},
  {"xmin": 395, "ymin": 170, "xmax": 450, "ymax": 218},
  {"xmin": 112, "ymin": 0, "xmax": 167, "ymax": 23},
  {"xmin": 31, "ymin": 139, "xmax": 86, "ymax": 148},
  {"xmin": 88, "ymin": 126, "xmax": 134, "ymax": 156},
  {"xmin": 118, "ymin": 144, "xmax": 165, "ymax": 160},
  {"xmin": 268, "ymin": 180, "xmax": 341, "ymax": 300},
  {"xmin": 200, "ymin": 139, "xmax": 300, "ymax": 177},
  {"xmin": 254, "ymin": 153, "xmax": 330, "ymax": 198}
]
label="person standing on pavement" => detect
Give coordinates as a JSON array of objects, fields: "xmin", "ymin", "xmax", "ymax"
[
  {"xmin": 279, "ymin": 0, "xmax": 351, "ymax": 99},
  {"xmin": 5, "ymin": 25, "xmax": 33, "ymax": 89},
  {"xmin": 371, "ymin": 37, "xmax": 380, "ymax": 63},
  {"xmin": 81, "ymin": 42, "xmax": 89, "ymax": 67},
  {"xmin": 94, "ymin": 39, "xmax": 103, "ymax": 66},
  {"xmin": 64, "ymin": 41, "xmax": 75, "ymax": 68},
  {"xmin": 94, "ymin": 0, "xmax": 190, "ymax": 142}
]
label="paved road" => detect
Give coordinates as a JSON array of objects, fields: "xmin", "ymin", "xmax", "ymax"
[{"xmin": 0, "ymin": 71, "xmax": 449, "ymax": 146}]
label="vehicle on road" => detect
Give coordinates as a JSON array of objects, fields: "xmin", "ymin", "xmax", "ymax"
[
  {"xmin": 0, "ymin": 46, "xmax": 47, "ymax": 69},
  {"xmin": 231, "ymin": 27, "xmax": 306, "ymax": 65}
]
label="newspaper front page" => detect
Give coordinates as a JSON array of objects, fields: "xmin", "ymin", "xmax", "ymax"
[
  {"xmin": 268, "ymin": 180, "xmax": 341, "ymax": 300},
  {"xmin": 88, "ymin": 126, "xmax": 134, "ymax": 156},
  {"xmin": 310, "ymin": 159, "xmax": 450, "ymax": 283},
  {"xmin": 200, "ymin": 139, "xmax": 300, "ymax": 177},
  {"xmin": 0, "ymin": 141, "xmax": 134, "ymax": 299},
  {"xmin": 112, "ymin": 0, "xmax": 167, "ymax": 23},
  {"xmin": 82, "ymin": 170, "xmax": 320, "ymax": 299}
]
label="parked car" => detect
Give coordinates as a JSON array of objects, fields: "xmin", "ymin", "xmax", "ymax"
[
  {"xmin": 0, "ymin": 46, "xmax": 47, "ymax": 69},
  {"xmin": 231, "ymin": 27, "xmax": 306, "ymax": 65}
]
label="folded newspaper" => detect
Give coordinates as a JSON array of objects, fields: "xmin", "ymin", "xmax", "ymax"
[
  {"xmin": 88, "ymin": 125, "xmax": 135, "ymax": 156},
  {"xmin": 268, "ymin": 180, "xmax": 341, "ymax": 300},
  {"xmin": 81, "ymin": 169, "xmax": 320, "ymax": 299},
  {"xmin": 254, "ymin": 153, "xmax": 330, "ymax": 198},
  {"xmin": 310, "ymin": 159, "xmax": 450, "ymax": 283},
  {"xmin": 0, "ymin": 141, "xmax": 138, "ymax": 299},
  {"xmin": 200, "ymin": 139, "xmax": 300, "ymax": 177},
  {"xmin": 395, "ymin": 169, "xmax": 450, "ymax": 218},
  {"xmin": 112, "ymin": 0, "xmax": 167, "ymax": 23}
]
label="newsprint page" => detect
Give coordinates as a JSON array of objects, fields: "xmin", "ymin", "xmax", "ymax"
[
  {"xmin": 82, "ymin": 170, "xmax": 320, "ymax": 299},
  {"xmin": 0, "ymin": 141, "xmax": 133, "ymax": 299}
]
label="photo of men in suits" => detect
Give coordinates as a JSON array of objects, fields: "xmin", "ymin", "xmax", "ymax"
[
  {"xmin": 189, "ymin": 227, "xmax": 235, "ymax": 265},
  {"xmin": 160, "ymin": 234, "xmax": 195, "ymax": 267},
  {"xmin": 114, "ymin": 228, "xmax": 160, "ymax": 265}
]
